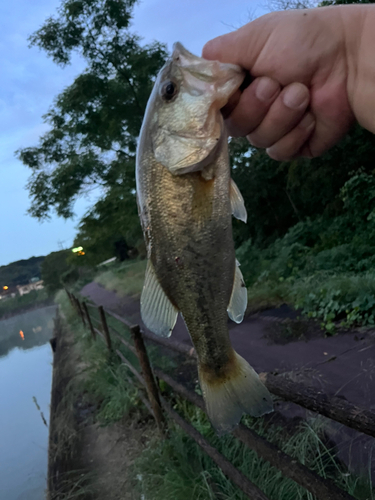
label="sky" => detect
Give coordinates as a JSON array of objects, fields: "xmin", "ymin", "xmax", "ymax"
[{"xmin": 0, "ymin": 0, "xmax": 266, "ymax": 267}]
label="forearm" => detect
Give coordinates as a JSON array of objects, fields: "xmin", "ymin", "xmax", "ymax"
[{"xmin": 342, "ymin": 4, "xmax": 375, "ymax": 133}]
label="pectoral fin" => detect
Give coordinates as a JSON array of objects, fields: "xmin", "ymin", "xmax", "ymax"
[
  {"xmin": 227, "ymin": 260, "xmax": 247, "ymax": 323},
  {"xmin": 140, "ymin": 260, "xmax": 178, "ymax": 337},
  {"xmin": 230, "ymin": 179, "xmax": 247, "ymax": 223}
]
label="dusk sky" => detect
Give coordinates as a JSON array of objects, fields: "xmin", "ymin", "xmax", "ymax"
[{"xmin": 0, "ymin": 0, "xmax": 265, "ymax": 267}]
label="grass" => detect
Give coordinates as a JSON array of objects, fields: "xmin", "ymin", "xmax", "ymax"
[
  {"xmin": 133, "ymin": 400, "xmax": 374, "ymax": 500},
  {"xmin": 246, "ymin": 280, "xmax": 291, "ymax": 314},
  {"xmin": 56, "ymin": 289, "xmax": 375, "ymax": 500},
  {"xmin": 50, "ymin": 470, "xmax": 95, "ymax": 500},
  {"xmin": 94, "ymin": 259, "xmax": 147, "ymax": 298},
  {"xmin": 48, "ymin": 299, "xmax": 92, "ymax": 500},
  {"xmin": 56, "ymin": 289, "xmax": 152, "ymax": 425}
]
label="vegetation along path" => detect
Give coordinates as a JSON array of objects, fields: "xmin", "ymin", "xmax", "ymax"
[{"xmin": 81, "ymin": 281, "xmax": 375, "ymax": 480}]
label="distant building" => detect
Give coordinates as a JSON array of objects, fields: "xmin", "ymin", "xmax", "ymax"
[
  {"xmin": 0, "ymin": 285, "xmax": 18, "ymax": 299},
  {"xmin": 17, "ymin": 280, "xmax": 44, "ymax": 296},
  {"xmin": 97, "ymin": 257, "xmax": 117, "ymax": 267}
]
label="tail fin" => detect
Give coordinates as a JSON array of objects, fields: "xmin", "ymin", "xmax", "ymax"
[{"xmin": 198, "ymin": 351, "xmax": 273, "ymax": 434}]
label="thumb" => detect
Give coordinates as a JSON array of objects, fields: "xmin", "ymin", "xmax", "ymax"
[{"xmin": 202, "ymin": 17, "xmax": 273, "ymax": 70}]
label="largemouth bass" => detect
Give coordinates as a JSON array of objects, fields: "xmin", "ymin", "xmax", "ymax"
[{"xmin": 136, "ymin": 43, "xmax": 273, "ymax": 434}]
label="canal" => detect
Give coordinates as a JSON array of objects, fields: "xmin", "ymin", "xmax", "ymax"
[{"xmin": 0, "ymin": 305, "xmax": 56, "ymax": 500}]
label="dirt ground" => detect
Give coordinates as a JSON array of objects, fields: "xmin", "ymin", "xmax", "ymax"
[
  {"xmin": 80, "ymin": 281, "xmax": 375, "ymax": 480},
  {"xmin": 78, "ymin": 415, "xmax": 154, "ymax": 500}
]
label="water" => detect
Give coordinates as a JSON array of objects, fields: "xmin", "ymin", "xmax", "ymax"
[{"xmin": 0, "ymin": 306, "xmax": 56, "ymax": 500}]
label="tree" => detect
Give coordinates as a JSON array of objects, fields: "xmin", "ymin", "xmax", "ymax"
[
  {"xmin": 0, "ymin": 256, "xmax": 45, "ymax": 287},
  {"xmin": 17, "ymin": 0, "xmax": 167, "ymax": 260},
  {"xmin": 41, "ymin": 250, "xmax": 71, "ymax": 293}
]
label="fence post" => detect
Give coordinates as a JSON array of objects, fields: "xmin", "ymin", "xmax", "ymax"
[
  {"xmin": 71, "ymin": 295, "xmax": 80, "ymax": 316},
  {"xmin": 74, "ymin": 298, "xmax": 86, "ymax": 327},
  {"xmin": 82, "ymin": 302, "xmax": 96, "ymax": 341},
  {"xmin": 131, "ymin": 325, "xmax": 165, "ymax": 434},
  {"xmin": 65, "ymin": 289, "xmax": 73, "ymax": 307},
  {"xmin": 98, "ymin": 306, "xmax": 112, "ymax": 351}
]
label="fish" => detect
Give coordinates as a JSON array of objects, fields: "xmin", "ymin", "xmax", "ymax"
[{"xmin": 136, "ymin": 42, "xmax": 273, "ymax": 434}]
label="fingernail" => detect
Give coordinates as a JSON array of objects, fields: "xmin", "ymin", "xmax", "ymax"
[
  {"xmin": 283, "ymin": 83, "xmax": 309, "ymax": 109},
  {"xmin": 255, "ymin": 77, "xmax": 279, "ymax": 102},
  {"xmin": 266, "ymin": 147, "xmax": 280, "ymax": 161}
]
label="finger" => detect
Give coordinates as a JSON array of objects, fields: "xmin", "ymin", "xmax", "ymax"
[
  {"xmin": 302, "ymin": 85, "xmax": 354, "ymax": 158},
  {"xmin": 247, "ymin": 82, "xmax": 310, "ymax": 148},
  {"xmin": 224, "ymin": 77, "xmax": 281, "ymax": 136},
  {"xmin": 202, "ymin": 16, "xmax": 273, "ymax": 69},
  {"xmin": 266, "ymin": 113, "xmax": 316, "ymax": 161}
]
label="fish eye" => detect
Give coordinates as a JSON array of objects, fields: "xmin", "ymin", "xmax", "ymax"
[{"xmin": 161, "ymin": 80, "xmax": 178, "ymax": 101}]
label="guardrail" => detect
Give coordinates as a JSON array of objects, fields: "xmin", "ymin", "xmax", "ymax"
[{"xmin": 65, "ymin": 289, "xmax": 375, "ymax": 500}]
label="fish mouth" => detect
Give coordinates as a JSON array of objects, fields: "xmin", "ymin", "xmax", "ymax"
[
  {"xmin": 172, "ymin": 42, "xmax": 244, "ymax": 82},
  {"xmin": 171, "ymin": 42, "xmax": 245, "ymax": 105}
]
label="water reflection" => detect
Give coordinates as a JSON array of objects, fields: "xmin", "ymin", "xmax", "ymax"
[
  {"xmin": 0, "ymin": 305, "xmax": 56, "ymax": 359},
  {"xmin": 0, "ymin": 306, "xmax": 56, "ymax": 500}
]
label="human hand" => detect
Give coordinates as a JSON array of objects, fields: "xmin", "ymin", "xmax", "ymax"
[{"xmin": 203, "ymin": 6, "xmax": 367, "ymax": 160}]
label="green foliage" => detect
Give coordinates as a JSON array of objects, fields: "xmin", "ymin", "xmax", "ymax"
[
  {"xmin": 134, "ymin": 401, "xmax": 369, "ymax": 500},
  {"xmin": 41, "ymin": 249, "xmax": 71, "ymax": 293},
  {"xmin": 230, "ymin": 125, "xmax": 375, "ymax": 248},
  {"xmin": 70, "ymin": 185, "xmax": 143, "ymax": 266},
  {"xmin": 94, "ymin": 258, "xmax": 146, "ymax": 297},
  {"xmin": 292, "ymin": 273, "xmax": 375, "ymax": 331},
  {"xmin": 238, "ymin": 211, "xmax": 375, "ymax": 329},
  {"xmin": 0, "ymin": 256, "xmax": 44, "ymax": 287},
  {"xmin": 17, "ymin": 0, "xmax": 167, "ymax": 257},
  {"xmin": 85, "ymin": 360, "xmax": 140, "ymax": 424}
]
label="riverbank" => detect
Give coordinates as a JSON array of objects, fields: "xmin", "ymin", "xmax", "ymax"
[{"xmin": 47, "ymin": 297, "xmax": 156, "ymax": 500}]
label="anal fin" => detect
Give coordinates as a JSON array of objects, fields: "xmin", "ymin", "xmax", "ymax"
[{"xmin": 140, "ymin": 260, "xmax": 178, "ymax": 337}]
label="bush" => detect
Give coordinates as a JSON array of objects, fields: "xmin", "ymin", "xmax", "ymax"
[{"xmin": 237, "ymin": 211, "xmax": 375, "ymax": 329}]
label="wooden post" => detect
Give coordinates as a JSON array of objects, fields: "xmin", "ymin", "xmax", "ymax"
[
  {"xmin": 75, "ymin": 298, "xmax": 86, "ymax": 327},
  {"xmin": 131, "ymin": 325, "xmax": 165, "ymax": 434},
  {"xmin": 65, "ymin": 289, "xmax": 73, "ymax": 307},
  {"xmin": 71, "ymin": 294, "xmax": 79, "ymax": 314},
  {"xmin": 82, "ymin": 302, "xmax": 96, "ymax": 340},
  {"xmin": 98, "ymin": 306, "xmax": 112, "ymax": 351}
]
